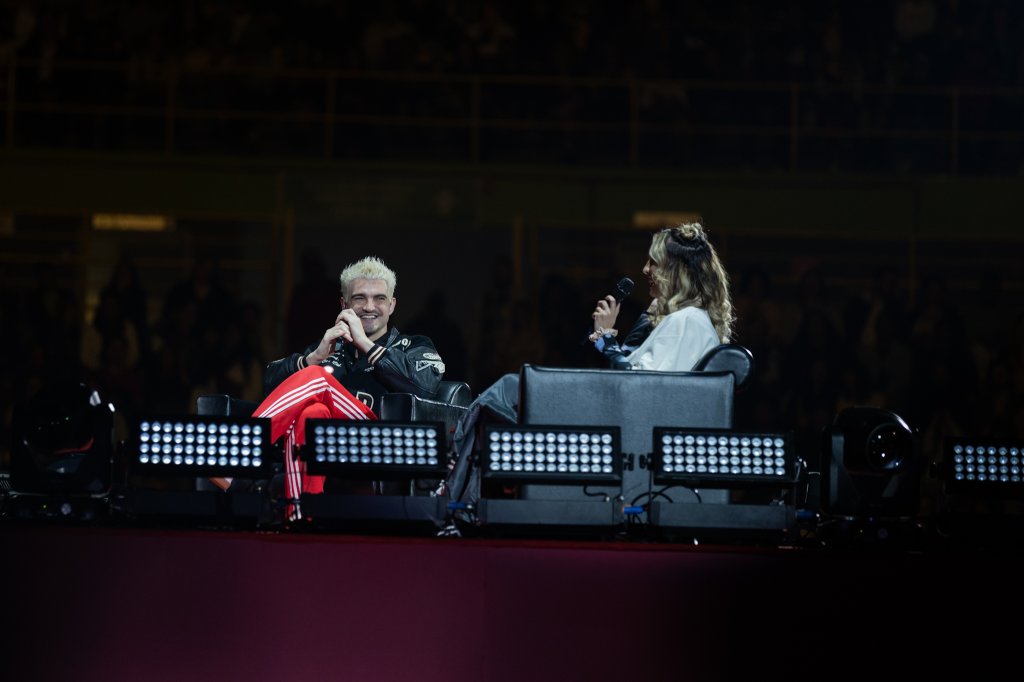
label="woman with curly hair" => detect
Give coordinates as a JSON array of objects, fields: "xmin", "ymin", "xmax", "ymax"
[
  {"xmin": 446, "ymin": 221, "xmax": 735, "ymax": 509},
  {"xmin": 590, "ymin": 221, "xmax": 734, "ymax": 372}
]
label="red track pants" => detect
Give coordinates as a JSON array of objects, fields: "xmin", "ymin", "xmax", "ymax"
[{"xmin": 251, "ymin": 365, "xmax": 376, "ymax": 520}]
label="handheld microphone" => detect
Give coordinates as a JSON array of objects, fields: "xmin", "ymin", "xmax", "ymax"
[
  {"xmin": 581, "ymin": 277, "xmax": 635, "ymax": 345},
  {"xmin": 612, "ymin": 277, "xmax": 635, "ymax": 303},
  {"xmin": 332, "ymin": 311, "xmax": 349, "ymax": 353}
]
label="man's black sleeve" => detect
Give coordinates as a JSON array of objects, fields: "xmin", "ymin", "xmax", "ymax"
[
  {"xmin": 372, "ymin": 334, "xmax": 444, "ymax": 398},
  {"xmin": 263, "ymin": 344, "xmax": 317, "ymax": 396}
]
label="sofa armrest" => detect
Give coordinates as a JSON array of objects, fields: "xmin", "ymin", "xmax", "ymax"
[
  {"xmin": 692, "ymin": 343, "xmax": 754, "ymax": 390},
  {"xmin": 379, "ymin": 393, "xmax": 468, "ymax": 448},
  {"xmin": 196, "ymin": 394, "xmax": 259, "ymax": 417},
  {"xmin": 433, "ymin": 380, "xmax": 472, "ymax": 407}
]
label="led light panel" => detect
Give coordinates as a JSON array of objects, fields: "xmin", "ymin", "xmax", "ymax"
[
  {"xmin": 481, "ymin": 424, "xmax": 622, "ymax": 485},
  {"xmin": 130, "ymin": 416, "xmax": 272, "ymax": 477},
  {"xmin": 302, "ymin": 420, "xmax": 447, "ymax": 479},
  {"xmin": 943, "ymin": 438, "xmax": 1024, "ymax": 498},
  {"xmin": 653, "ymin": 428, "xmax": 793, "ymax": 486}
]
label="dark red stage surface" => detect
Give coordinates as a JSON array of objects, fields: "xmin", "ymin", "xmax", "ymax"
[{"xmin": 1, "ymin": 521, "xmax": 1018, "ymax": 681}]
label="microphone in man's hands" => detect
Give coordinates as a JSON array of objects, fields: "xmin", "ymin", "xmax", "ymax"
[
  {"xmin": 333, "ymin": 314, "xmax": 348, "ymax": 353},
  {"xmin": 581, "ymin": 277, "xmax": 635, "ymax": 345}
]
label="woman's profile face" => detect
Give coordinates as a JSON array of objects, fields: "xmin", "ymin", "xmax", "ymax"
[{"xmin": 643, "ymin": 257, "xmax": 660, "ymax": 298}]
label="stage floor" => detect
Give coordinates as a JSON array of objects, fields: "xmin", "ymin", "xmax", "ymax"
[{"xmin": 2, "ymin": 519, "xmax": 1020, "ymax": 681}]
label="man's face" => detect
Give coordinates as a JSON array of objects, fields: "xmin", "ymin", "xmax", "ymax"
[{"xmin": 342, "ymin": 278, "xmax": 396, "ymax": 341}]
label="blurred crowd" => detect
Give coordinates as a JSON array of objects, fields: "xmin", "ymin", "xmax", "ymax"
[
  {"xmin": 0, "ymin": 258, "xmax": 269, "ymax": 435},
  {"xmin": 4, "ymin": 0, "xmax": 1021, "ymax": 86},
  {"xmin": 1, "ymin": 246, "xmax": 1022, "ymax": 516},
  {"xmin": 3, "ymin": 1, "xmax": 1024, "ymax": 172}
]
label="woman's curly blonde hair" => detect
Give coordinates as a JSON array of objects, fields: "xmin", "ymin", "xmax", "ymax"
[{"xmin": 646, "ymin": 221, "xmax": 734, "ymax": 343}]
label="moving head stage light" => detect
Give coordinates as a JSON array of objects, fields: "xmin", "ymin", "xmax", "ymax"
[
  {"xmin": 821, "ymin": 406, "xmax": 919, "ymax": 519},
  {"xmin": 8, "ymin": 382, "xmax": 115, "ymax": 521}
]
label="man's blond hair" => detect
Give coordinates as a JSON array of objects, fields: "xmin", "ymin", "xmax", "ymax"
[{"xmin": 339, "ymin": 256, "xmax": 397, "ymax": 297}]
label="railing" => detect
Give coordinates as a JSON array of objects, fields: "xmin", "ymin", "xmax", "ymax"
[{"xmin": 4, "ymin": 58, "xmax": 1024, "ymax": 174}]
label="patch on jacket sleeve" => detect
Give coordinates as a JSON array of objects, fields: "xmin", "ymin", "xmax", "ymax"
[{"xmin": 416, "ymin": 359, "xmax": 445, "ymax": 373}]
